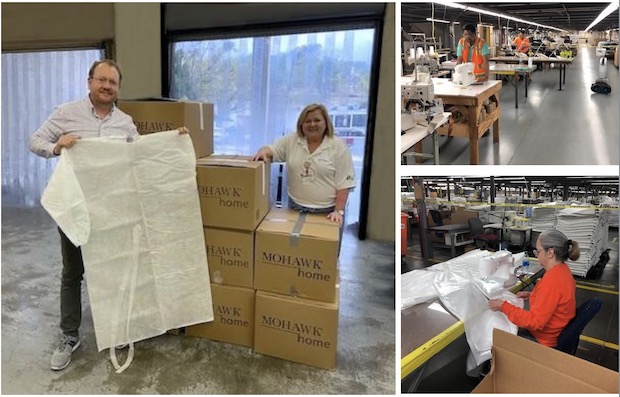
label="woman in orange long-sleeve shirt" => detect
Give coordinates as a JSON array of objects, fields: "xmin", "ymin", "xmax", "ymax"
[{"xmin": 488, "ymin": 230, "xmax": 580, "ymax": 347}]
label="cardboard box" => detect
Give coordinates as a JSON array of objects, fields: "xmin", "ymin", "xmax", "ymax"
[
  {"xmin": 472, "ymin": 329, "xmax": 619, "ymax": 393},
  {"xmin": 254, "ymin": 208, "xmax": 339, "ymax": 302},
  {"xmin": 117, "ymin": 100, "xmax": 214, "ymax": 159},
  {"xmin": 196, "ymin": 155, "xmax": 270, "ymax": 231},
  {"xmin": 451, "ymin": 208, "xmax": 478, "ymax": 225},
  {"xmin": 254, "ymin": 290, "xmax": 339, "ymax": 369},
  {"xmin": 204, "ymin": 227, "xmax": 254, "ymax": 288},
  {"xmin": 185, "ymin": 284, "xmax": 255, "ymax": 348}
]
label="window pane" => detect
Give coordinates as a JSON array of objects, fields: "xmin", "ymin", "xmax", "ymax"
[
  {"xmin": 1, "ymin": 49, "xmax": 103, "ymax": 206},
  {"xmin": 170, "ymin": 28, "xmax": 375, "ymax": 226}
]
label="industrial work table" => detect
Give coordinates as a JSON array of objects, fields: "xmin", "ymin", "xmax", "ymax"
[
  {"xmin": 432, "ymin": 78, "xmax": 502, "ymax": 165},
  {"xmin": 483, "ymin": 223, "xmax": 533, "ymax": 251},
  {"xmin": 484, "ymin": 222, "xmax": 506, "ymax": 241},
  {"xmin": 508, "ymin": 225, "xmax": 533, "ymax": 251},
  {"xmin": 401, "ymin": 256, "xmax": 545, "ymax": 390},
  {"xmin": 426, "ymin": 223, "xmax": 473, "ymax": 258},
  {"xmin": 489, "ymin": 63, "xmax": 537, "ymax": 109},
  {"xmin": 490, "ymin": 56, "xmax": 574, "ymax": 91},
  {"xmin": 401, "ymin": 112, "xmax": 451, "ymax": 165}
]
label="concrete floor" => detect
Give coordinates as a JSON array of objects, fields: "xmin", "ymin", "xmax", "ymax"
[
  {"xmin": 413, "ymin": 46, "xmax": 619, "ymax": 165},
  {"xmin": 2, "ymin": 204, "xmax": 395, "ymax": 394},
  {"xmin": 402, "ymin": 225, "xmax": 619, "ymax": 392}
]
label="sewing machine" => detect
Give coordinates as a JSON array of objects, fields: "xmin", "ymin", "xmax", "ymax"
[
  {"xmin": 401, "ymin": 66, "xmax": 444, "ymax": 127},
  {"xmin": 452, "ymin": 62, "xmax": 476, "ymax": 86},
  {"xmin": 477, "ymin": 250, "xmax": 520, "ymax": 290}
]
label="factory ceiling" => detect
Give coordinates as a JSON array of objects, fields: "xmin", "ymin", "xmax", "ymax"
[
  {"xmin": 401, "ymin": 176, "xmax": 620, "ymax": 191},
  {"xmin": 402, "ymin": 2, "xmax": 619, "ymax": 33}
]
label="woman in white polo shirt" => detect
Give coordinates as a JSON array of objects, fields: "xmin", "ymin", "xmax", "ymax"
[{"xmin": 253, "ymin": 103, "xmax": 355, "ymax": 227}]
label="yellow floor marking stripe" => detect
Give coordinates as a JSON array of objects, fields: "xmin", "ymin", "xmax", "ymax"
[
  {"xmin": 576, "ymin": 281, "xmax": 617, "ymax": 290},
  {"xmin": 580, "ymin": 335, "xmax": 620, "ymax": 351},
  {"xmin": 576, "ymin": 284, "xmax": 619, "ymax": 295},
  {"xmin": 401, "ymin": 321, "xmax": 465, "ymax": 380}
]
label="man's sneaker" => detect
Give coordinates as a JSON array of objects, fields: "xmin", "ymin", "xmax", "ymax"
[{"xmin": 50, "ymin": 334, "xmax": 80, "ymax": 371}]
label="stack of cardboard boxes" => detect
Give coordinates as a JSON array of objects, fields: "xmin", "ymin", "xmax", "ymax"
[
  {"xmin": 192, "ymin": 157, "xmax": 341, "ymax": 369},
  {"xmin": 187, "ymin": 155, "xmax": 270, "ymax": 348},
  {"xmin": 253, "ymin": 208, "xmax": 341, "ymax": 369}
]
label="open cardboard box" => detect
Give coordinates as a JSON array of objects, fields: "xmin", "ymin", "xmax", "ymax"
[
  {"xmin": 472, "ymin": 329, "xmax": 619, "ymax": 393},
  {"xmin": 117, "ymin": 99, "xmax": 214, "ymax": 159}
]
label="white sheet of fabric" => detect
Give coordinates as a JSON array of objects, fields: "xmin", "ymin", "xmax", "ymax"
[
  {"xmin": 433, "ymin": 257, "xmax": 523, "ymax": 372},
  {"xmin": 426, "ymin": 249, "xmax": 491, "ymax": 280},
  {"xmin": 400, "ymin": 250, "xmax": 492, "ymax": 310},
  {"xmin": 401, "ymin": 270, "xmax": 440, "ymax": 309},
  {"xmin": 401, "ymin": 249, "xmax": 524, "ymax": 309},
  {"xmin": 41, "ymin": 131, "xmax": 213, "ymax": 371}
]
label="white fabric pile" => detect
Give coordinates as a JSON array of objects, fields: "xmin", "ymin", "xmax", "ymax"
[
  {"xmin": 42, "ymin": 131, "xmax": 213, "ymax": 372},
  {"xmin": 530, "ymin": 203, "xmax": 559, "ymax": 232},
  {"xmin": 556, "ymin": 206, "xmax": 610, "ymax": 277},
  {"xmin": 401, "ymin": 249, "xmax": 490, "ymax": 310},
  {"xmin": 433, "ymin": 267, "xmax": 522, "ymax": 371},
  {"xmin": 600, "ymin": 197, "xmax": 619, "ymax": 227}
]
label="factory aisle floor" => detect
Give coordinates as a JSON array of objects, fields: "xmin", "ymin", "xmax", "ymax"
[
  {"xmin": 402, "ymin": 226, "xmax": 619, "ymax": 393},
  {"xmin": 2, "ymin": 205, "xmax": 395, "ymax": 394},
  {"xmin": 415, "ymin": 46, "xmax": 619, "ymax": 165}
]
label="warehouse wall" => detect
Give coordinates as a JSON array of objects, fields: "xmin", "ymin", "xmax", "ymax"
[
  {"xmin": 366, "ymin": 3, "xmax": 396, "ymax": 242},
  {"xmin": 1, "ymin": 3, "xmax": 114, "ymax": 50},
  {"xmin": 1, "ymin": 2, "xmax": 396, "ymax": 242},
  {"xmin": 114, "ymin": 3, "xmax": 161, "ymax": 98}
]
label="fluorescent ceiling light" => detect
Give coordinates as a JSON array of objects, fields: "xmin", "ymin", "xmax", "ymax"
[
  {"xmin": 426, "ymin": 17, "xmax": 451, "ymax": 24},
  {"xmin": 432, "ymin": 1, "xmax": 467, "ymax": 10},
  {"xmin": 585, "ymin": 1, "xmax": 619, "ymax": 32},
  {"xmin": 467, "ymin": 6, "xmax": 502, "ymax": 19},
  {"xmin": 431, "ymin": 1, "xmax": 567, "ymax": 32}
]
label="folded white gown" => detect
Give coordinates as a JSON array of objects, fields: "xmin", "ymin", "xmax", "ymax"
[{"xmin": 41, "ymin": 131, "xmax": 213, "ymax": 362}]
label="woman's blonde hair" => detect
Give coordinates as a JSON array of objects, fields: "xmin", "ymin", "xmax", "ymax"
[{"xmin": 296, "ymin": 103, "xmax": 334, "ymax": 138}]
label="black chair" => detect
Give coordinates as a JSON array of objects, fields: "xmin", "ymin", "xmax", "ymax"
[
  {"xmin": 429, "ymin": 210, "xmax": 443, "ymax": 225},
  {"xmin": 468, "ymin": 217, "xmax": 498, "ymax": 250},
  {"xmin": 555, "ymin": 297, "xmax": 603, "ymax": 355},
  {"xmin": 429, "ymin": 210, "xmax": 444, "ymax": 238}
]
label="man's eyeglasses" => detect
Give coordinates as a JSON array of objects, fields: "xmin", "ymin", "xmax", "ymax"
[{"xmin": 91, "ymin": 77, "xmax": 119, "ymax": 88}]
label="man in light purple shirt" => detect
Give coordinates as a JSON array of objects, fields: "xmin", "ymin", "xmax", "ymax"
[{"xmin": 29, "ymin": 59, "xmax": 187, "ymax": 371}]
